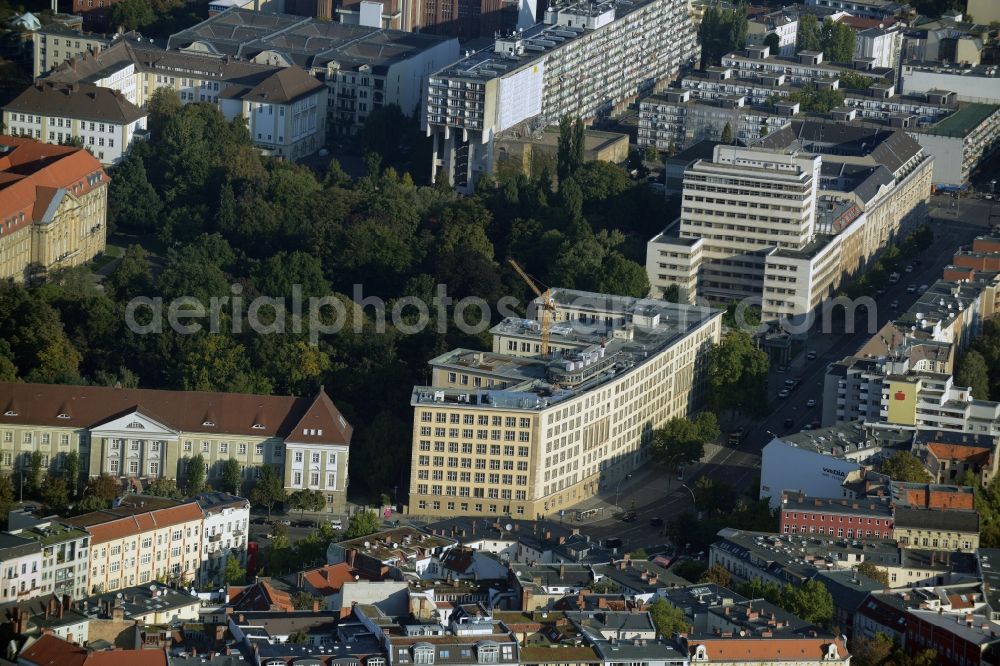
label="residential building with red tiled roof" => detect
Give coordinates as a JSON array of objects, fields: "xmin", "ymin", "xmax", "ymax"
[
  {"xmin": 0, "ymin": 384, "xmax": 353, "ymax": 514},
  {"xmin": 0, "ymin": 136, "xmax": 107, "ymax": 282},
  {"xmin": 18, "ymin": 633, "xmax": 168, "ymax": 666},
  {"xmin": 63, "ymin": 496, "xmax": 204, "ymax": 592},
  {"xmin": 684, "ymin": 635, "xmax": 850, "ymax": 664},
  {"xmin": 229, "ymin": 578, "xmax": 296, "ymax": 612}
]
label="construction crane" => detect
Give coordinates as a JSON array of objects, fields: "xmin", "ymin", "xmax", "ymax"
[{"xmin": 507, "ymin": 258, "xmax": 555, "ymax": 357}]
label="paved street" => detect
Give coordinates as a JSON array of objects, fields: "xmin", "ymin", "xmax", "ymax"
[{"xmin": 554, "ymin": 208, "xmax": 991, "ymax": 553}]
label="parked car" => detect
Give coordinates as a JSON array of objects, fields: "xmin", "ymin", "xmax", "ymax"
[
  {"xmin": 806, "ymin": 350, "xmax": 817, "ymax": 360},
  {"xmin": 621, "ymin": 511, "xmax": 638, "ymax": 523},
  {"xmin": 890, "ymin": 299, "xmax": 899, "ymax": 309},
  {"xmin": 329, "ymin": 518, "xmax": 343, "ymax": 530},
  {"xmin": 905, "ymin": 265, "xmax": 914, "ymax": 273},
  {"xmin": 806, "ymin": 399, "xmax": 817, "ymax": 408},
  {"xmin": 650, "ymin": 517, "xmax": 664, "ymax": 527},
  {"xmin": 605, "ymin": 538, "xmax": 623, "ymax": 549},
  {"xmin": 778, "ymin": 389, "xmax": 790, "ymax": 398},
  {"xmin": 275, "ymin": 518, "xmax": 291, "ymax": 526},
  {"xmin": 783, "ymin": 418, "xmax": 794, "ymax": 429},
  {"xmin": 907, "ymin": 284, "xmax": 917, "ymax": 293},
  {"xmin": 918, "ymin": 284, "xmax": 928, "ymax": 293}
]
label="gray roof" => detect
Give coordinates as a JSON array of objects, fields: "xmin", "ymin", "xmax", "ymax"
[
  {"xmin": 167, "ymin": 9, "xmax": 455, "ymax": 74},
  {"xmin": 4, "ymin": 81, "xmax": 145, "ymax": 124},
  {"xmin": 593, "ymin": 561, "xmax": 686, "ymax": 593},
  {"xmin": 0, "ymin": 532, "xmax": 41, "ymax": 558},
  {"xmin": 193, "ymin": 491, "xmax": 249, "ymax": 515},
  {"xmin": 223, "ymin": 65, "xmax": 325, "ymax": 104},
  {"xmin": 812, "ymin": 569, "xmax": 885, "ymax": 614},
  {"xmin": 893, "ymin": 507, "xmax": 979, "ymax": 533},
  {"xmin": 233, "ymin": 610, "xmax": 340, "ymax": 637}
]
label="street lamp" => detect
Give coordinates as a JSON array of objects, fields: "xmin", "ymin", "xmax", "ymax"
[
  {"xmin": 680, "ymin": 483, "xmax": 696, "ymax": 516},
  {"xmin": 614, "ymin": 473, "xmax": 633, "ymax": 510}
]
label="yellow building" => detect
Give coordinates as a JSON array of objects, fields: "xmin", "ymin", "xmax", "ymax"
[
  {"xmin": 406, "ymin": 289, "xmax": 723, "ymax": 518},
  {"xmin": 494, "ymin": 127, "xmax": 630, "ymax": 182},
  {"xmin": 0, "ymin": 137, "xmax": 108, "ymax": 282},
  {"xmin": 64, "ymin": 495, "xmax": 205, "ymax": 592},
  {"xmin": 0, "ymin": 383, "xmax": 352, "ymax": 514},
  {"xmin": 892, "ymin": 506, "xmax": 979, "ymax": 552}
]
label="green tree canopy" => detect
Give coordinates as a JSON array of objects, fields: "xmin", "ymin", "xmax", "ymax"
[
  {"xmin": 220, "ymin": 458, "xmax": 243, "ymax": 496},
  {"xmin": 647, "ymin": 599, "xmax": 692, "ymax": 637},
  {"xmin": 796, "ymin": 14, "xmax": 822, "ymax": 52},
  {"xmin": 224, "ymin": 556, "xmax": 246, "ymax": 586},
  {"xmin": 855, "ymin": 561, "xmax": 890, "ymax": 587},
  {"xmin": 145, "ymin": 478, "xmax": 185, "ymax": 499},
  {"xmin": 708, "ymin": 330, "xmax": 769, "ymax": 415},
  {"xmin": 957, "ymin": 350, "xmax": 991, "ymax": 400},
  {"xmin": 698, "ymin": 564, "xmax": 732, "ymax": 588},
  {"xmin": 820, "ymin": 18, "xmax": 857, "ymax": 61},
  {"xmin": 345, "ymin": 510, "xmax": 381, "ymax": 539},
  {"xmin": 249, "ymin": 465, "xmax": 286, "ymax": 518},
  {"xmin": 763, "ymin": 32, "xmax": 780, "ymax": 52},
  {"xmin": 880, "ymin": 451, "xmax": 932, "ymax": 483},
  {"xmin": 185, "ymin": 454, "xmax": 207, "ymax": 495}
]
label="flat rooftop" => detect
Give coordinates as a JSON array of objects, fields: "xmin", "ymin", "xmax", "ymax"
[{"xmin": 922, "ymin": 103, "xmax": 1000, "ymax": 138}]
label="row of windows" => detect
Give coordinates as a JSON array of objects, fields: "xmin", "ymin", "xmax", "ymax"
[
  {"xmin": 414, "ymin": 473, "xmax": 528, "ymax": 488},
  {"xmin": 3, "ymin": 432, "xmax": 71, "ymax": 445},
  {"xmin": 182, "ymin": 440, "xmax": 267, "ymax": 456},
  {"xmin": 416, "ymin": 499, "xmax": 526, "ymax": 515}
]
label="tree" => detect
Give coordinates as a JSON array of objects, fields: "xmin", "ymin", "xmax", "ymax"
[
  {"xmin": 289, "ymin": 489, "xmax": 326, "ymax": 522},
  {"xmin": 41, "ymin": 475, "xmax": 69, "ymax": 512},
  {"xmin": 698, "ymin": 564, "xmax": 731, "ymax": 588},
  {"xmin": 249, "ymin": 465, "xmax": 286, "ymax": 519},
  {"xmin": 104, "ymin": 244, "xmax": 153, "ymax": 302},
  {"xmin": 671, "ymin": 559, "xmax": 707, "ymax": 582},
  {"xmin": 850, "ymin": 632, "xmax": 894, "ymax": 666},
  {"xmin": 63, "ymin": 451, "xmax": 80, "ymax": 498},
  {"xmin": 344, "ymin": 510, "xmax": 381, "ymax": 539},
  {"xmin": 85, "ymin": 474, "xmax": 120, "ymax": 501},
  {"xmin": 699, "ymin": 2, "xmax": 748, "ymax": 67},
  {"xmin": 778, "ymin": 579, "xmax": 833, "ymax": 626},
  {"xmin": 0, "ymin": 474, "xmax": 13, "ymax": 527},
  {"xmin": 25, "ymin": 451, "xmax": 44, "ymax": 497},
  {"xmin": 647, "ymin": 599, "xmax": 692, "ymax": 637},
  {"xmin": 185, "ymin": 454, "xmax": 206, "ymax": 496},
  {"xmin": 221, "ymin": 458, "xmax": 243, "ymax": 496},
  {"xmin": 109, "ymin": 0, "xmax": 155, "ymax": 30},
  {"xmin": 880, "ymin": 451, "xmax": 932, "ymax": 483},
  {"xmin": 108, "ymin": 155, "xmax": 163, "ymax": 233},
  {"xmin": 708, "ymin": 330, "xmax": 769, "ymax": 416},
  {"xmin": 763, "ymin": 32, "xmax": 781, "ymax": 53},
  {"xmin": 957, "ymin": 350, "xmax": 991, "ymax": 400},
  {"xmin": 797, "ymin": 14, "xmax": 822, "ymax": 52},
  {"xmin": 147, "ymin": 87, "xmax": 182, "ymax": 137},
  {"xmin": 662, "ymin": 284, "xmax": 682, "ymax": 303},
  {"xmin": 292, "ymin": 591, "xmax": 320, "ymax": 611},
  {"xmin": 145, "ymin": 478, "xmax": 185, "ymax": 499},
  {"xmin": 557, "ymin": 115, "xmax": 586, "ymax": 183},
  {"xmin": 224, "ymin": 556, "xmax": 246, "ymax": 585},
  {"xmin": 820, "ymin": 18, "xmax": 857, "ymax": 62},
  {"xmin": 651, "ymin": 417, "xmax": 707, "ymax": 472},
  {"xmin": 287, "ymin": 631, "xmax": 310, "ymax": 644},
  {"xmin": 76, "ymin": 494, "xmax": 110, "ymax": 513},
  {"xmin": 721, "ymin": 122, "xmax": 734, "ymax": 144},
  {"xmin": 855, "ymin": 561, "xmax": 890, "ymax": 587},
  {"xmin": 838, "ymin": 70, "xmax": 874, "ymax": 90}
]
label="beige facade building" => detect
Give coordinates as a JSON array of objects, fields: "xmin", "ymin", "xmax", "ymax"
[
  {"xmin": 64, "ymin": 496, "xmax": 204, "ymax": 592},
  {"xmin": 0, "ymin": 384, "xmax": 353, "ymax": 514},
  {"xmin": 32, "ymin": 22, "xmax": 114, "ymax": 78},
  {"xmin": 406, "ymin": 289, "xmax": 722, "ymax": 518},
  {"xmin": 0, "ymin": 137, "xmax": 108, "ymax": 283}
]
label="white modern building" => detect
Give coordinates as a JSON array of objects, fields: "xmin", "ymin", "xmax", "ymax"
[
  {"xmin": 425, "ymin": 0, "xmax": 700, "ymax": 192},
  {"xmin": 855, "ymin": 27, "xmax": 903, "ymax": 70},
  {"xmin": 194, "ymin": 492, "xmax": 250, "ymax": 587},
  {"xmin": 901, "ymin": 63, "xmax": 1000, "ymax": 105}
]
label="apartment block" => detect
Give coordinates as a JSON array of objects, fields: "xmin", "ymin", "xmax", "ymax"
[
  {"xmin": 0, "ymin": 383, "xmax": 352, "ymax": 512},
  {"xmin": 8, "ymin": 519, "xmax": 90, "ymax": 600},
  {"xmin": 32, "ymin": 22, "xmax": 114, "ymax": 78},
  {"xmin": 63, "ymin": 496, "xmax": 204, "ymax": 592},
  {"xmin": 0, "ymin": 137, "xmax": 108, "ymax": 283},
  {"xmin": 854, "ymin": 26, "xmax": 903, "ymax": 70},
  {"xmin": 336, "ymin": 0, "xmax": 535, "ymax": 39},
  {"xmin": 901, "ymin": 62, "xmax": 1000, "ymax": 105},
  {"xmin": 746, "ymin": 9, "xmax": 797, "ymax": 56},
  {"xmin": 778, "ymin": 494, "xmax": 894, "ymax": 539},
  {"xmin": 647, "ymin": 122, "xmax": 932, "ymax": 323},
  {"xmin": 425, "ymin": 0, "xmax": 699, "ymax": 192},
  {"xmin": 802, "ymin": 0, "xmax": 902, "ymax": 20},
  {"xmin": 892, "ymin": 507, "xmax": 979, "ymax": 552},
  {"xmin": 166, "ymin": 10, "xmax": 459, "ymax": 136},
  {"xmin": 911, "ymin": 103, "xmax": 1000, "ymax": 186},
  {"xmin": 3, "ymin": 82, "xmax": 146, "ymax": 165},
  {"xmin": 406, "ymin": 289, "xmax": 722, "ymax": 518},
  {"xmin": 0, "ymin": 533, "xmax": 42, "ymax": 603},
  {"xmin": 194, "ymin": 491, "xmax": 250, "ymax": 587}
]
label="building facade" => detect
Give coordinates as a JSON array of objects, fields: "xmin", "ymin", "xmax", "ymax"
[
  {"xmin": 0, "ymin": 384, "xmax": 353, "ymax": 513},
  {"xmin": 64, "ymin": 497, "xmax": 204, "ymax": 592},
  {"xmin": 8, "ymin": 520, "xmax": 90, "ymax": 601},
  {"xmin": 0, "ymin": 137, "xmax": 108, "ymax": 283},
  {"xmin": 425, "ymin": 0, "xmax": 699, "ymax": 192},
  {"xmin": 194, "ymin": 492, "xmax": 250, "ymax": 587},
  {"xmin": 407, "ymin": 290, "xmax": 722, "ymax": 518},
  {"xmin": 3, "ymin": 82, "xmax": 146, "ymax": 165},
  {"xmin": 32, "ymin": 23, "xmax": 114, "ymax": 78},
  {"xmin": 0, "ymin": 534, "xmax": 43, "ymax": 603}
]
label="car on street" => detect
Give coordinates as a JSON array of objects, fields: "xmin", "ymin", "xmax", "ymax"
[
  {"xmin": 802, "ymin": 423, "xmax": 813, "ymax": 430},
  {"xmin": 806, "ymin": 350, "xmax": 817, "ymax": 360},
  {"xmin": 783, "ymin": 417, "xmax": 794, "ymax": 429},
  {"xmin": 784, "ymin": 379, "xmax": 795, "ymax": 387},
  {"xmin": 621, "ymin": 511, "xmax": 638, "ymax": 523},
  {"xmin": 650, "ymin": 517, "xmax": 664, "ymax": 527},
  {"xmin": 329, "ymin": 519, "xmax": 343, "ymax": 530},
  {"xmin": 890, "ymin": 299, "xmax": 899, "ymax": 309},
  {"xmin": 778, "ymin": 388, "xmax": 790, "ymax": 398},
  {"xmin": 275, "ymin": 518, "xmax": 291, "ymax": 526},
  {"xmin": 918, "ymin": 284, "xmax": 928, "ymax": 293},
  {"xmin": 907, "ymin": 284, "xmax": 917, "ymax": 293},
  {"xmin": 605, "ymin": 538, "xmax": 623, "ymax": 549},
  {"xmin": 806, "ymin": 399, "xmax": 817, "ymax": 408},
  {"xmin": 905, "ymin": 265, "xmax": 914, "ymax": 273}
]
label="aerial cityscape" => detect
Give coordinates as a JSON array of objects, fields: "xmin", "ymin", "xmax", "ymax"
[{"xmin": 0, "ymin": 0, "xmax": 996, "ymax": 663}]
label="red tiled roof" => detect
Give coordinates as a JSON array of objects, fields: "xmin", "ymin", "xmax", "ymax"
[
  {"xmin": 19, "ymin": 634, "xmax": 87, "ymax": 666},
  {"xmin": 301, "ymin": 563, "xmax": 375, "ymax": 596},
  {"xmin": 87, "ymin": 650, "xmax": 168, "ymax": 666},
  {"xmin": 926, "ymin": 443, "xmax": 991, "ymax": 464},
  {"xmin": 231, "ymin": 579, "xmax": 295, "ymax": 612},
  {"xmin": 690, "ymin": 637, "xmax": 849, "ymax": 661},
  {"xmin": 0, "ymin": 383, "xmax": 351, "ymax": 445},
  {"xmin": 0, "ymin": 136, "xmax": 107, "ymax": 237},
  {"xmin": 63, "ymin": 502, "xmax": 204, "ymax": 544}
]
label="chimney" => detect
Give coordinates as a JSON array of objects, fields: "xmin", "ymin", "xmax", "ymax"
[
  {"xmin": 313, "ymin": 599, "xmax": 320, "ymax": 612},
  {"xmin": 559, "ymin": 565, "xmax": 565, "ymax": 578},
  {"xmin": 297, "ymin": 571, "xmax": 305, "ymax": 588}
]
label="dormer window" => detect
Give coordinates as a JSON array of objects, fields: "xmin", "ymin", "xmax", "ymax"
[
  {"xmin": 367, "ymin": 658, "xmax": 386, "ymax": 666},
  {"xmin": 125, "ymin": 421, "xmax": 142, "ymax": 428},
  {"xmin": 202, "ymin": 420, "xmax": 215, "ymax": 427},
  {"xmin": 413, "ymin": 644, "xmax": 435, "ymax": 664},
  {"xmin": 252, "ymin": 423, "xmax": 265, "ymax": 429},
  {"xmin": 694, "ymin": 645, "xmax": 707, "ymax": 661},
  {"xmin": 476, "ymin": 643, "xmax": 499, "ymax": 664},
  {"xmin": 3, "ymin": 410, "xmax": 16, "ymax": 417},
  {"xmin": 57, "ymin": 414, "xmax": 70, "ymax": 420}
]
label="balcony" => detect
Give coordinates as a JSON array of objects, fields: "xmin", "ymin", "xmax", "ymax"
[{"xmin": 209, "ymin": 533, "xmax": 222, "ymax": 542}]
